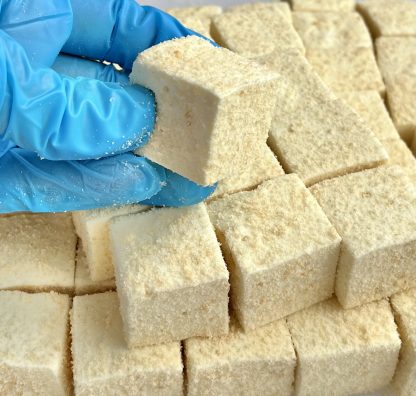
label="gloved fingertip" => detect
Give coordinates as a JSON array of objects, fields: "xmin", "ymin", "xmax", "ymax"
[
  {"xmin": 143, "ymin": 183, "xmax": 216, "ymax": 207},
  {"xmin": 141, "ymin": 165, "xmax": 217, "ymax": 207},
  {"xmin": 188, "ymin": 29, "xmax": 220, "ymax": 48}
]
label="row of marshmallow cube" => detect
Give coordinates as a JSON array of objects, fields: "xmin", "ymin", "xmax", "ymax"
[{"xmin": 0, "ymin": 284, "xmax": 414, "ymax": 395}]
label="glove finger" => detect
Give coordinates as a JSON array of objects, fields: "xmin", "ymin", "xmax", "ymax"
[
  {"xmin": 1, "ymin": 31, "xmax": 155, "ymax": 161},
  {"xmin": 0, "ymin": 0, "xmax": 73, "ymax": 68},
  {"xmin": 0, "ymin": 149, "xmax": 164, "ymax": 214},
  {"xmin": 63, "ymin": 0, "xmax": 194, "ymax": 71},
  {"xmin": 52, "ymin": 54, "xmax": 129, "ymax": 84},
  {"xmin": 141, "ymin": 163, "xmax": 217, "ymax": 207}
]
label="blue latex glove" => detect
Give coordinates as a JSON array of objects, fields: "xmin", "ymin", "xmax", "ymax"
[{"xmin": 0, "ymin": 0, "xmax": 215, "ymax": 213}]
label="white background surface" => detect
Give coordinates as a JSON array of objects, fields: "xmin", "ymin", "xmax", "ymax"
[{"xmin": 140, "ymin": 1, "xmax": 396, "ymax": 395}]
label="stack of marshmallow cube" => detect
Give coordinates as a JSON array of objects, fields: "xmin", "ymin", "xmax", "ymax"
[{"xmin": 1, "ymin": 1, "xmax": 416, "ymax": 395}]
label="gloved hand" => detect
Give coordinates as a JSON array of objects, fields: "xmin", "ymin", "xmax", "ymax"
[{"xmin": 0, "ymin": 0, "xmax": 215, "ymax": 213}]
